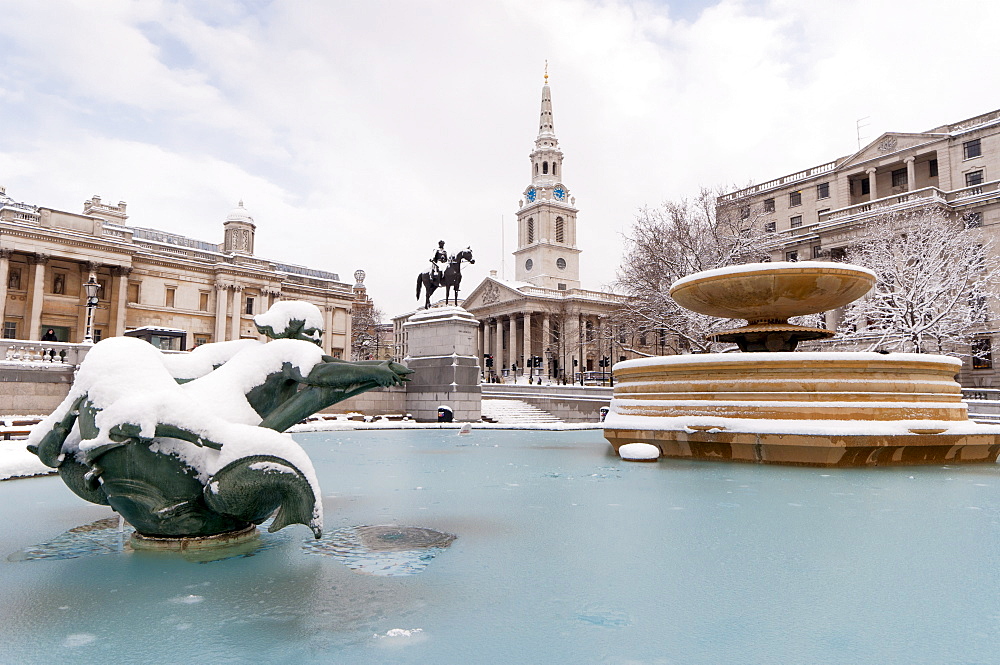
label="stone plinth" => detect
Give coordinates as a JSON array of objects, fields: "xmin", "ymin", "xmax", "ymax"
[
  {"xmin": 604, "ymin": 352, "xmax": 1000, "ymax": 467},
  {"xmin": 403, "ymin": 306, "xmax": 481, "ymax": 422}
]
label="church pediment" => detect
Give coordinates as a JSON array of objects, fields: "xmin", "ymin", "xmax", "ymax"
[
  {"xmin": 838, "ymin": 132, "xmax": 946, "ymax": 170},
  {"xmin": 462, "ymin": 277, "xmax": 528, "ymax": 311}
]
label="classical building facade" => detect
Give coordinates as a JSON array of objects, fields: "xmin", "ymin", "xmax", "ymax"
[
  {"xmin": 0, "ymin": 190, "xmax": 353, "ymax": 356},
  {"xmin": 718, "ymin": 108, "xmax": 1000, "ymax": 384}
]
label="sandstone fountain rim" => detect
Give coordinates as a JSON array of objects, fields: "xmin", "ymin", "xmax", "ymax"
[
  {"xmin": 668, "ymin": 260, "xmax": 878, "ymax": 294},
  {"xmin": 613, "ymin": 351, "xmax": 963, "ymax": 371}
]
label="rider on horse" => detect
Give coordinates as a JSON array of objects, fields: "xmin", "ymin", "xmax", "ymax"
[{"xmin": 430, "ymin": 240, "xmax": 448, "ymax": 287}]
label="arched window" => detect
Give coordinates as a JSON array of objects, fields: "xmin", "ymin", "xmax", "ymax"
[
  {"xmin": 552, "ymin": 163, "xmax": 557, "ymax": 176},
  {"xmin": 542, "ymin": 161, "xmax": 548, "ymax": 174},
  {"xmin": 527, "ymin": 218, "xmax": 534, "ymax": 243},
  {"xmin": 555, "ymin": 217, "xmax": 565, "ymax": 243},
  {"xmin": 534, "ymin": 163, "xmax": 538, "ymax": 175}
]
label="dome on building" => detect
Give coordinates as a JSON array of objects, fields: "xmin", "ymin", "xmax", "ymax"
[{"xmin": 226, "ymin": 200, "xmax": 255, "ymax": 225}]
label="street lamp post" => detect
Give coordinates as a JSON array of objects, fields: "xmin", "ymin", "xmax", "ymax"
[{"xmin": 83, "ymin": 273, "xmax": 101, "ymax": 344}]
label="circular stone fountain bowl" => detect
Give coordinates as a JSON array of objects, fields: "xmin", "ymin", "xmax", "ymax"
[{"xmin": 669, "ymin": 261, "xmax": 876, "ymax": 322}]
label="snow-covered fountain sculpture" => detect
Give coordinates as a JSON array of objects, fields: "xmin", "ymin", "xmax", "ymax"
[
  {"xmin": 604, "ymin": 261, "xmax": 1000, "ymax": 466},
  {"xmin": 27, "ymin": 301, "xmax": 411, "ymax": 548}
]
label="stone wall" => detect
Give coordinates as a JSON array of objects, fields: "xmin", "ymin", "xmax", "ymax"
[{"xmin": 0, "ymin": 364, "xmax": 74, "ymax": 416}]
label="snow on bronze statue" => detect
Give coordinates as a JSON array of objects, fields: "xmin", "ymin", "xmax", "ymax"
[{"xmin": 27, "ymin": 301, "xmax": 411, "ymax": 544}]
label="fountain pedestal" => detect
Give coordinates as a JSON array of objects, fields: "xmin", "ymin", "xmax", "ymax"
[{"xmin": 604, "ymin": 262, "xmax": 1000, "ymax": 466}]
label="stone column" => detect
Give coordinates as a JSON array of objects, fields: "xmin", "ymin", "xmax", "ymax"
[
  {"xmin": 905, "ymin": 156, "xmax": 916, "ymax": 193},
  {"xmin": 323, "ymin": 306, "xmax": 334, "ymax": 355},
  {"xmin": 522, "ymin": 312, "xmax": 532, "ymax": 375},
  {"xmin": 477, "ymin": 322, "xmax": 484, "ymax": 361},
  {"xmin": 495, "ymin": 317, "xmax": 504, "ymax": 376},
  {"xmin": 0, "ymin": 249, "xmax": 11, "ymax": 328},
  {"xmin": 214, "ymin": 282, "xmax": 228, "ymax": 342},
  {"xmin": 866, "ymin": 167, "xmax": 877, "ymax": 201},
  {"xmin": 110, "ymin": 266, "xmax": 131, "ymax": 337},
  {"xmin": 508, "ymin": 315, "xmax": 517, "ymax": 376},
  {"xmin": 541, "ymin": 313, "xmax": 551, "ymax": 378},
  {"xmin": 27, "ymin": 254, "xmax": 48, "ymax": 341},
  {"xmin": 229, "ymin": 285, "xmax": 243, "ymax": 341}
]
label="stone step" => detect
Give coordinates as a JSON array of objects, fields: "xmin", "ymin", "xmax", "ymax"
[{"xmin": 481, "ymin": 399, "xmax": 562, "ymax": 424}]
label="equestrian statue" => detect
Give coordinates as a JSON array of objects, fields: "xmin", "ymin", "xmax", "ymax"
[{"xmin": 416, "ymin": 243, "xmax": 475, "ymax": 309}]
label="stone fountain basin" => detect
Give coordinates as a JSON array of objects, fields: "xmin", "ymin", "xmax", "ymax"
[{"xmin": 669, "ymin": 261, "xmax": 876, "ymax": 322}]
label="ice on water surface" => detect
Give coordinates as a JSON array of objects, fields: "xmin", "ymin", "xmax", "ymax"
[{"xmin": 303, "ymin": 525, "xmax": 456, "ymax": 576}]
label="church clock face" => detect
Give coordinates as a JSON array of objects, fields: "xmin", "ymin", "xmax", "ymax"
[
  {"xmin": 525, "ymin": 259, "xmax": 533, "ymax": 271},
  {"xmin": 526, "ymin": 188, "xmax": 537, "ymax": 203},
  {"xmin": 553, "ymin": 186, "xmax": 566, "ymax": 201}
]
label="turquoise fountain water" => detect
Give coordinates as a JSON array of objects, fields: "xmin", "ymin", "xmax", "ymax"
[{"xmin": 3, "ymin": 428, "xmax": 1000, "ymax": 664}]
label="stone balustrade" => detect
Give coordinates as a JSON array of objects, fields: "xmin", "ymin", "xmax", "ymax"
[{"xmin": 0, "ymin": 339, "xmax": 92, "ymax": 366}]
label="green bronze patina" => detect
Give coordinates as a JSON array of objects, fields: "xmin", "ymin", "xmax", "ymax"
[{"xmin": 27, "ymin": 302, "xmax": 411, "ymax": 541}]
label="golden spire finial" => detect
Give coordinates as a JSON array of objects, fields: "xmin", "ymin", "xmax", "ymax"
[{"xmin": 544, "ymin": 60, "xmax": 548, "ymax": 84}]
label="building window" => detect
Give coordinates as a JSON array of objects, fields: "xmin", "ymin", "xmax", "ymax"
[
  {"xmin": 891, "ymin": 168, "xmax": 907, "ymax": 188},
  {"xmin": 790, "ymin": 215, "xmax": 802, "ymax": 228},
  {"xmin": 763, "ymin": 198, "xmax": 775, "ymax": 213},
  {"xmin": 929, "ymin": 159, "xmax": 938, "ymax": 177},
  {"xmin": 860, "ymin": 178, "xmax": 870, "ymax": 195},
  {"xmin": 527, "ymin": 218, "xmax": 534, "ymax": 243},
  {"xmin": 165, "ymin": 287, "xmax": 176, "ymax": 308},
  {"xmin": 785, "ymin": 250, "xmax": 798, "ymax": 262},
  {"xmin": 2, "ymin": 322, "xmax": 16, "ymax": 339},
  {"xmin": 97, "ymin": 279, "xmax": 108, "ymax": 300},
  {"xmin": 556, "ymin": 257, "xmax": 567, "ymax": 270},
  {"xmin": 127, "ymin": 282, "xmax": 140, "ymax": 304},
  {"xmin": 789, "ymin": 191, "xmax": 802, "ymax": 207},
  {"xmin": 555, "ymin": 217, "xmax": 565, "ymax": 243},
  {"xmin": 964, "ymin": 211, "xmax": 983, "ymax": 228},
  {"xmin": 524, "ymin": 259, "xmax": 533, "ymax": 271},
  {"xmin": 830, "ymin": 247, "xmax": 847, "ymax": 261},
  {"xmin": 812, "ymin": 246, "xmax": 824, "ymax": 258},
  {"xmin": 964, "ymin": 139, "xmax": 982, "ymax": 160},
  {"xmin": 816, "ymin": 182, "xmax": 830, "ymax": 199},
  {"xmin": 966, "ymin": 170, "xmax": 984, "ymax": 187},
  {"xmin": 245, "ymin": 296, "xmax": 255, "ymax": 315},
  {"xmin": 973, "ymin": 338, "xmax": 993, "ymax": 370},
  {"xmin": 7, "ymin": 268, "xmax": 21, "ymax": 290},
  {"xmin": 557, "ymin": 283, "xmax": 567, "ymax": 291},
  {"xmin": 739, "ymin": 206, "xmax": 750, "ymax": 220},
  {"xmin": 764, "ymin": 220, "xmax": 776, "ymax": 233},
  {"xmin": 638, "ymin": 333, "xmax": 647, "ymax": 346},
  {"xmin": 199, "ymin": 292, "xmax": 209, "ymax": 311},
  {"xmin": 194, "ymin": 336, "xmax": 210, "ymax": 347},
  {"xmin": 817, "ymin": 208, "xmax": 830, "ymax": 220},
  {"xmin": 552, "ymin": 163, "xmax": 557, "ymax": 176},
  {"xmin": 542, "ymin": 161, "xmax": 548, "ymax": 174},
  {"xmin": 52, "ymin": 273, "xmax": 66, "ymax": 295},
  {"xmin": 93, "ymin": 329, "xmax": 102, "ymax": 342}
]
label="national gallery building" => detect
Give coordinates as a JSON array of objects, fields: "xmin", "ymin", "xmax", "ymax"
[{"xmin": 0, "ymin": 189, "xmax": 354, "ymax": 357}]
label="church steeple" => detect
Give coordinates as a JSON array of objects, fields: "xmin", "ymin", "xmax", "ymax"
[{"xmin": 514, "ymin": 67, "xmax": 581, "ymax": 290}]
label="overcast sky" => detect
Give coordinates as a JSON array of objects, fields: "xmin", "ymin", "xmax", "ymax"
[{"xmin": 1, "ymin": 0, "xmax": 997, "ymax": 319}]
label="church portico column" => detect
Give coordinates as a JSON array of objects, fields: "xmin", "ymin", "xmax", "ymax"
[
  {"xmin": 541, "ymin": 314, "xmax": 551, "ymax": 378},
  {"xmin": 0, "ymin": 249, "xmax": 11, "ymax": 328},
  {"xmin": 508, "ymin": 314, "xmax": 517, "ymax": 375},
  {"xmin": 905, "ymin": 156, "xmax": 916, "ymax": 193},
  {"xmin": 522, "ymin": 311, "xmax": 532, "ymax": 375},
  {"xmin": 494, "ymin": 317, "xmax": 504, "ymax": 376},
  {"xmin": 866, "ymin": 167, "xmax": 877, "ymax": 200},
  {"xmin": 27, "ymin": 254, "xmax": 48, "ymax": 341},
  {"xmin": 214, "ymin": 281, "xmax": 229, "ymax": 342}
]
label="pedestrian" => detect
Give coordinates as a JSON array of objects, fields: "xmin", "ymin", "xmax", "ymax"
[{"xmin": 42, "ymin": 328, "xmax": 58, "ymax": 342}]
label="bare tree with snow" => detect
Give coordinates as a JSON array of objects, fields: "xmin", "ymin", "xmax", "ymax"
[
  {"xmin": 612, "ymin": 187, "xmax": 772, "ymax": 354},
  {"xmin": 836, "ymin": 206, "xmax": 1000, "ymax": 356}
]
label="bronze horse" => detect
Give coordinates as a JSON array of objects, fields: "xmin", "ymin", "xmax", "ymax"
[{"xmin": 416, "ymin": 247, "xmax": 474, "ymax": 309}]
